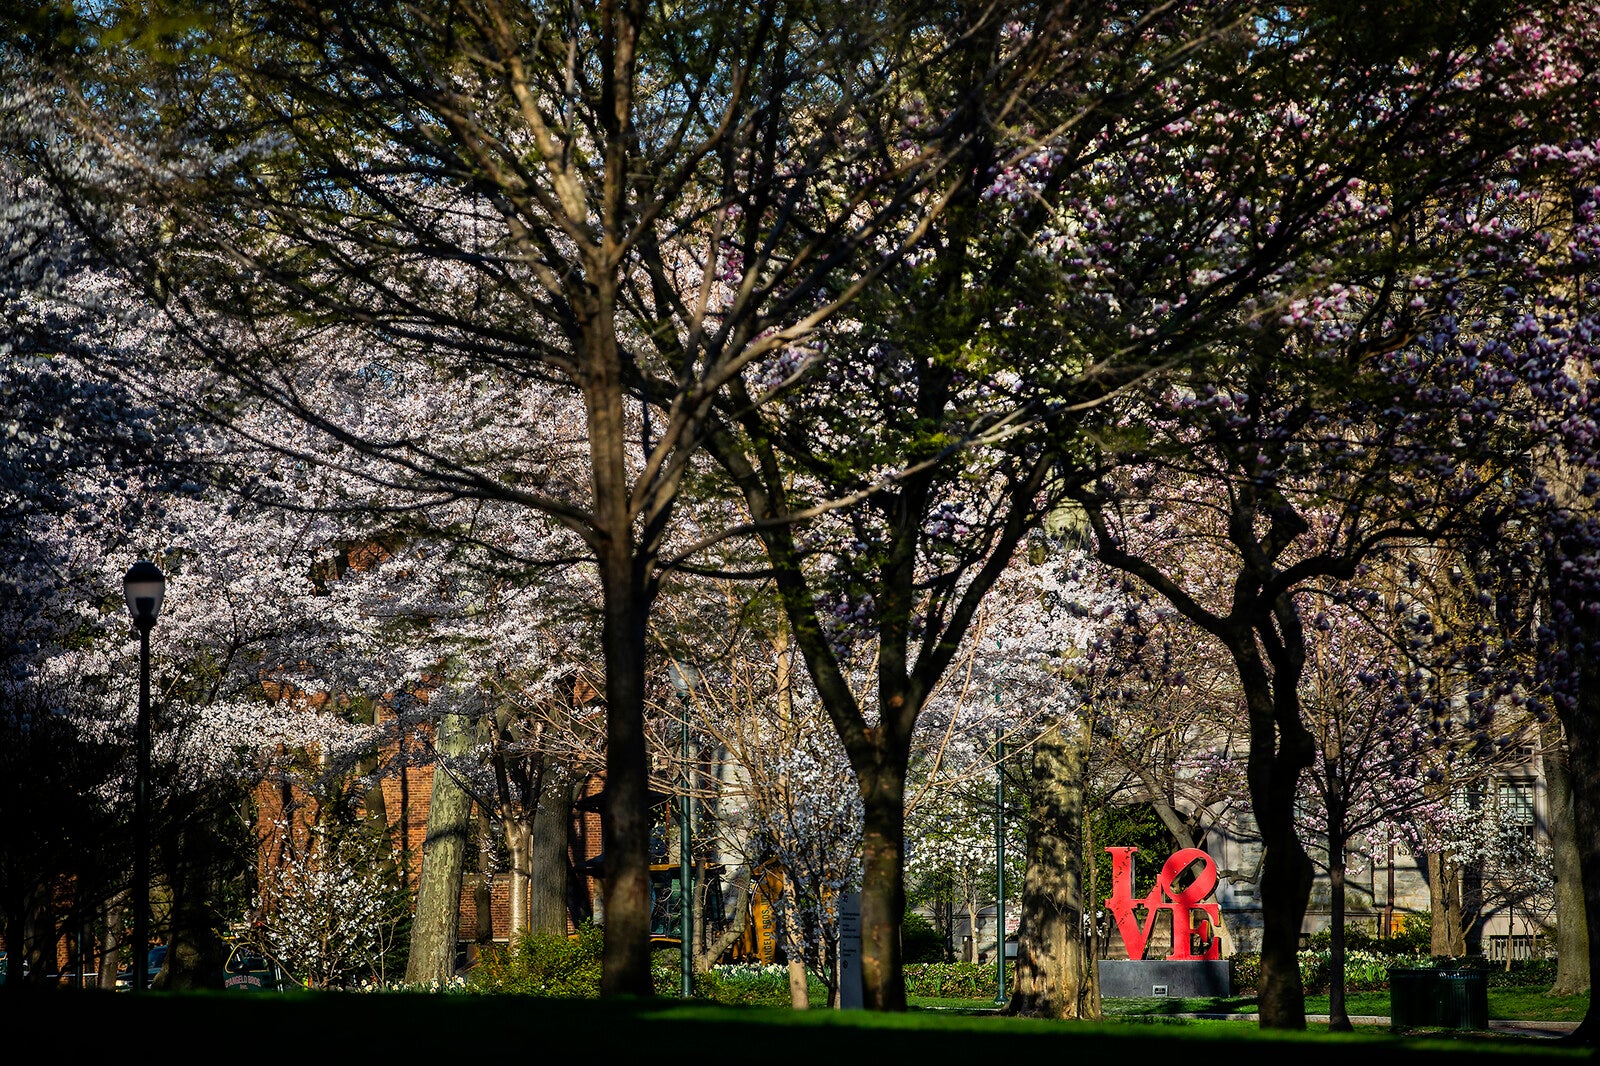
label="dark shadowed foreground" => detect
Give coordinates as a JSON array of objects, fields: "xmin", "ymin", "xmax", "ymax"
[{"xmin": 3, "ymin": 991, "xmax": 1586, "ymax": 1063}]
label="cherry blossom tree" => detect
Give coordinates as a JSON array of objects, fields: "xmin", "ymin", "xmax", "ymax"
[
  {"xmin": 7, "ymin": 3, "xmax": 1600, "ymax": 1022},
  {"xmin": 256, "ymin": 819, "xmax": 408, "ymax": 988},
  {"xmin": 1024, "ymin": 7, "xmax": 1600, "ymax": 1028},
  {"xmin": 697, "ymin": 2, "xmax": 1600, "ymax": 1018},
  {"xmin": 0, "ymin": 172, "xmax": 449, "ymax": 983},
  {"xmin": 7, "ymin": 0, "xmax": 1077, "ymax": 996},
  {"xmin": 1289, "ymin": 568, "xmax": 1545, "ymax": 1029}
]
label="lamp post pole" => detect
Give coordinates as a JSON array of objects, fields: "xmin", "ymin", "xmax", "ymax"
[
  {"xmin": 123, "ymin": 561, "xmax": 165, "ymax": 993},
  {"xmin": 680, "ymin": 699, "xmax": 693, "ymax": 998},
  {"xmin": 669, "ymin": 662, "xmax": 698, "ymax": 999},
  {"xmin": 994, "ymin": 729, "xmax": 1006, "ymax": 1006},
  {"xmin": 133, "ymin": 619, "xmax": 152, "ymax": 992}
]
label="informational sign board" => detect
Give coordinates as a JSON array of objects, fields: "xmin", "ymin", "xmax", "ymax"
[{"xmin": 837, "ymin": 891, "xmax": 863, "ymax": 1010}]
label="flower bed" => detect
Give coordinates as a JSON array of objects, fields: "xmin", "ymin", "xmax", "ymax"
[
  {"xmin": 904, "ymin": 962, "xmax": 1012, "ymax": 998},
  {"xmin": 1229, "ymin": 951, "xmax": 1560, "ymax": 993}
]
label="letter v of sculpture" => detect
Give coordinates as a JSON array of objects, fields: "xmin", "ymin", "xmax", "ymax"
[{"xmin": 1104, "ymin": 847, "xmax": 1222, "ymax": 960}]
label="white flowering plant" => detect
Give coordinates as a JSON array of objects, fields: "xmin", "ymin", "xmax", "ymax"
[{"xmin": 254, "ymin": 821, "xmax": 411, "ymax": 989}]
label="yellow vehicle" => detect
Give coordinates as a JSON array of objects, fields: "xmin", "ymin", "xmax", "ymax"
[{"xmin": 648, "ymin": 862, "xmax": 782, "ymax": 964}]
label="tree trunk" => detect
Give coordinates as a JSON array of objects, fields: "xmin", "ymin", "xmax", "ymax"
[
  {"xmin": 1506, "ymin": 895, "xmax": 1515, "ymax": 973},
  {"xmin": 771, "ymin": 635, "xmax": 810, "ymax": 1010},
  {"xmin": 825, "ymin": 932, "xmax": 841, "ymax": 1008},
  {"xmin": 1007, "ymin": 718, "xmax": 1097, "ymax": 1019},
  {"xmin": 97, "ymin": 895, "xmax": 124, "ymax": 991},
  {"xmin": 21, "ymin": 882, "xmax": 54, "ymax": 987},
  {"xmin": 1543, "ymin": 718, "xmax": 1590, "ymax": 995},
  {"xmin": 566, "ymin": 777, "xmax": 596, "ymax": 929},
  {"xmin": 160, "ymin": 797, "xmax": 238, "ymax": 991},
  {"xmin": 529, "ymin": 766, "xmax": 575, "ymax": 937},
  {"xmin": 398, "ymin": 727, "xmax": 412, "ymax": 895},
  {"xmin": 1255, "ymin": 823, "xmax": 1315, "ymax": 1028},
  {"xmin": 780, "ymin": 873, "xmax": 810, "ymax": 1009},
  {"xmin": 973, "ymin": 892, "xmax": 988, "ymax": 960},
  {"xmin": 1462, "ymin": 849, "xmax": 1485, "ymax": 957},
  {"xmin": 1235, "ymin": 638, "xmax": 1315, "ymax": 1030},
  {"xmin": 595, "ymin": 546, "xmax": 654, "ymax": 996},
  {"xmin": 697, "ymin": 866, "xmax": 752, "ymax": 971},
  {"xmin": 504, "ymin": 816, "xmax": 532, "ymax": 938},
  {"xmin": 934, "ymin": 870, "xmax": 947, "ymax": 960},
  {"xmin": 857, "ymin": 761, "xmax": 907, "ymax": 1011},
  {"xmin": 405, "ymin": 707, "xmax": 475, "ymax": 985},
  {"xmin": 1560, "ymin": 609, "xmax": 1600, "ymax": 1044},
  {"xmin": 1327, "ymin": 804, "xmax": 1352, "ymax": 1032},
  {"xmin": 1428, "ymin": 852, "xmax": 1466, "ymax": 956},
  {"xmin": 788, "ymin": 955, "xmax": 810, "ymax": 1009},
  {"xmin": 473, "ymin": 809, "xmax": 494, "ymax": 952},
  {"xmin": 585, "ymin": 287, "xmax": 658, "ymax": 994},
  {"xmin": 162, "ymin": 875, "xmax": 213, "ymax": 989},
  {"xmin": 1086, "ymin": 815, "xmax": 1103, "ymax": 1015}
]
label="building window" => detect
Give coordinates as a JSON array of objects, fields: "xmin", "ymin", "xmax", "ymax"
[{"xmin": 1496, "ymin": 780, "xmax": 1535, "ymax": 843}]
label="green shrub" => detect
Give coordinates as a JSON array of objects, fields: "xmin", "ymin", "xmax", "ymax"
[
  {"xmin": 1304, "ymin": 924, "xmax": 1379, "ymax": 953},
  {"xmin": 475, "ymin": 935, "xmax": 792, "ymax": 1003},
  {"xmin": 1228, "ymin": 946, "xmax": 1553, "ymax": 995},
  {"xmin": 1232, "ymin": 949, "xmax": 1389, "ymax": 994},
  {"xmin": 470, "ymin": 922, "xmax": 604, "ymax": 997},
  {"xmin": 1303, "ymin": 920, "xmax": 1434, "ymax": 957},
  {"xmin": 1485, "ymin": 958, "xmax": 1558, "ymax": 989},
  {"xmin": 1296, "ymin": 948, "xmax": 1431, "ymax": 992},
  {"xmin": 901, "ymin": 913, "xmax": 947, "ymax": 964},
  {"xmin": 903, "ymin": 962, "xmax": 1011, "ymax": 998},
  {"xmin": 1231, "ymin": 952, "xmax": 1261, "ymax": 993},
  {"xmin": 694, "ymin": 963, "xmax": 794, "ymax": 1005},
  {"xmin": 1385, "ymin": 913, "xmax": 1432, "ymax": 955},
  {"xmin": 651, "ymin": 947, "xmax": 683, "ymax": 996}
]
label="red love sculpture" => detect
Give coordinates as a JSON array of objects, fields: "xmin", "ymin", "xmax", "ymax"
[{"xmin": 1104, "ymin": 847, "xmax": 1222, "ymax": 961}]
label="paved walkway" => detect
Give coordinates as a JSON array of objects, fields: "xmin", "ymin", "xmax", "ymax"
[{"xmin": 1175, "ymin": 1012, "xmax": 1581, "ymax": 1039}]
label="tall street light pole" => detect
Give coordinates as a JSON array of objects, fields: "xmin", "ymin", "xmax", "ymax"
[
  {"xmin": 669, "ymin": 662, "xmax": 699, "ymax": 999},
  {"xmin": 994, "ymin": 728, "xmax": 1006, "ymax": 1006},
  {"xmin": 123, "ymin": 561, "xmax": 165, "ymax": 993}
]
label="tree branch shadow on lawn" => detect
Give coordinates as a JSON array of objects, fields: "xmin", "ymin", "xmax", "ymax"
[{"xmin": 1102, "ymin": 996, "xmax": 1261, "ymax": 1017}]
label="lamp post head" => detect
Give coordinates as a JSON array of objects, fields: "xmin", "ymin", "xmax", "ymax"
[
  {"xmin": 667, "ymin": 660, "xmax": 699, "ymax": 698},
  {"xmin": 123, "ymin": 561, "xmax": 166, "ymax": 632}
]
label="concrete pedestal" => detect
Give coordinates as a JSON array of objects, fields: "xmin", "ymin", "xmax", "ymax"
[{"xmin": 1097, "ymin": 959, "xmax": 1232, "ymax": 998}]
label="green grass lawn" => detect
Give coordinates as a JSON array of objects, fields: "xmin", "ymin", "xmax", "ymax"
[
  {"xmin": 907, "ymin": 994, "xmax": 1008, "ymax": 1010},
  {"xmin": 10, "ymin": 988, "xmax": 1584, "ymax": 1063},
  {"xmin": 1302, "ymin": 990, "xmax": 1589, "ymax": 1023},
  {"xmin": 1096, "ymin": 991, "xmax": 1589, "ymax": 1023},
  {"xmin": 914, "ymin": 990, "xmax": 1590, "ymax": 1024}
]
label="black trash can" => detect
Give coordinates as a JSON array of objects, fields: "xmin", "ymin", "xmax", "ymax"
[
  {"xmin": 1388, "ymin": 968, "xmax": 1437, "ymax": 1029},
  {"xmin": 1434, "ymin": 969, "xmax": 1489, "ymax": 1030}
]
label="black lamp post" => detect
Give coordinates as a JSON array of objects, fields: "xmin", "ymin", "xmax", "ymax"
[
  {"xmin": 123, "ymin": 560, "xmax": 165, "ymax": 992},
  {"xmin": 994, "ymin": 728, "xmax": 1006, "ymax": 1006},
  {"xmin": 668, "ymin": 661, "xmax": 699, "ymax": 999}
]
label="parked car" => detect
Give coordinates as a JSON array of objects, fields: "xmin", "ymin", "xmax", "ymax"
[
  {"xmin": 222, "ymin": 942, "xmax": 293, "ymax": 992},
  {"xmin": 115, "ymin": 944, "xmax": 167, "ymax": 990},
  {"xmin": 46, "ymin": 967, "xmax": 99, "ymax": 986}
]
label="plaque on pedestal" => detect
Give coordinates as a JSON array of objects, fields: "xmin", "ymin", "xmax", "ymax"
[{"xmin": 1097, "ymin": 959, "xmax": 1232, "ymax": 998}]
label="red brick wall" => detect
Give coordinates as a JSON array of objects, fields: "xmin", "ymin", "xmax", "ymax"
[{"xmin": 459, "ymin": 872, "xmax": 513, "ymax": 942}]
